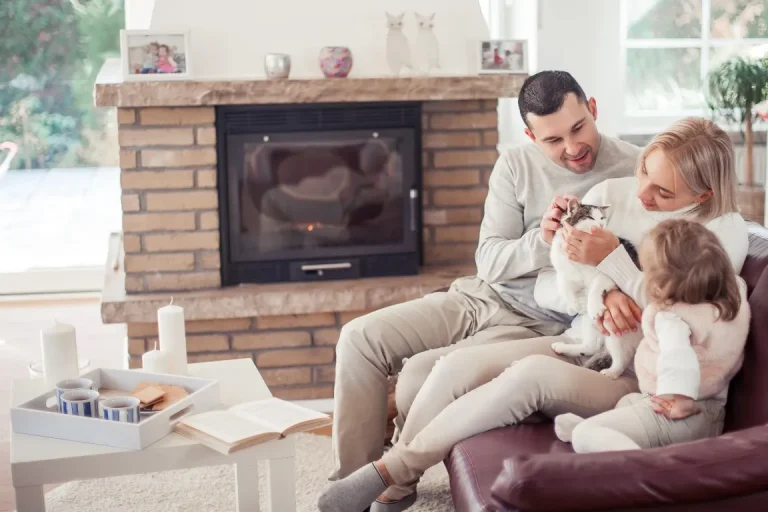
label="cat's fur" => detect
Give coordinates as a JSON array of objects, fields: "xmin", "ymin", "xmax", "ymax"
[
  {"xmin": 549, "ymin": 199, "xmax": 641, "ymax": 379},
  {"xmin": 415, "ymin": 13, "xmax": 440, "ymax": 72},
  {"xmin": 386, "ymin": 12, "xmax": 412, "ymax": 76}
]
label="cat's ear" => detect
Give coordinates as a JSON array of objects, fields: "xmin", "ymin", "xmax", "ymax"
[
  {"xmin": 429, "ymin": 13, "xmax": 436, "ymax": 21},
  {"xmin": 397, "ymin": 12, "xmax": 405, "ymax": 21},
  {"xmin": 386, "ymin": 12, "xmax": 395, "ymax": 22},
  {"xmin": 598, "ymin": 205, "xmax": 610, "ymax": 213},
  {"xmin": 567, "ymin": 198, "xmax": 580, "ymax": 215}
]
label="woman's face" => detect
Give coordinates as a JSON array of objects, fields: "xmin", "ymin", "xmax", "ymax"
[{"xmin": 636, "ymin": 148, "xmax": 705, "ymax": 212}]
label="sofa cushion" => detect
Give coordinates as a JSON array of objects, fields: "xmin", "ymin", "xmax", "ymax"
[{"xmin": 445, "ymin": 424, "xmax": 572, "ymax": 512}]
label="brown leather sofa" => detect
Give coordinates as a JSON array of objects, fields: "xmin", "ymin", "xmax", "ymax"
[{"xmin": 445, "ymin": 224, "xmax": 768, "ymax": 511}]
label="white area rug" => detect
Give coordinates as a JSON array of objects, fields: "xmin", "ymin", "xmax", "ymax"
[{"xmin": 42, "ymin": 434, "xmax": 455, "ymax": 511}]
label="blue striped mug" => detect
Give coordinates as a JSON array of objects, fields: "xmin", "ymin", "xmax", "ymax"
[
  {"xmin": 55, "ymin": 377, "xmax": 95, "ymax": 411},
  {"xmin": 101, "ymin": 396, "xmax": 141, "ymax": 424},
  {"xmin": 60, "ymin": 390, "xmax": 100, "ymax": 418}
]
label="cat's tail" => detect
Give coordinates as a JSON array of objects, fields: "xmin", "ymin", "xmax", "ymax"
[{"xmin": 583, "ymin": 350, "xmax": 612, "ymax": 373}]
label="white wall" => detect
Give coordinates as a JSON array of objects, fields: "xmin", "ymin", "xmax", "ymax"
[
  {"xmin": 535, "ymin": 0, "xmax": 623, "ymax": 137},
  {"xmin": 139, "ymin": 0, "xmax": 489, "ymax": 79},
  {"xmin": 125, "ymin": 0, "xmax": 155, "ymax": 30}
]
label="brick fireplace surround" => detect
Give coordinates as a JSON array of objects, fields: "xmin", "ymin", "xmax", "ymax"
[{"xmin": 95, "ymin": 59, "xmax": 525, "ymax": 399}]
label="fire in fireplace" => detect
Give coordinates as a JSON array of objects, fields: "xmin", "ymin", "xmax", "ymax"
[{"xmin": 216, "ymin": 102, "xmax": 422, "ymax": 284}]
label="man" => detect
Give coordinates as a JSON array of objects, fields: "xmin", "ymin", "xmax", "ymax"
[{"xmin": 330, "ymin": 70, "xmax": 642, "ymax": 481}]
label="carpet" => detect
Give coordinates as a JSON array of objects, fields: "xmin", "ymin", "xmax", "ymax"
[{"xmin": 42, "ymin": 434, "xmax": 455, "ymax": 511}]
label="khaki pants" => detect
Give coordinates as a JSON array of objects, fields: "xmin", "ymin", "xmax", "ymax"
[
  {"xmin": 571, "ymin": 393, "xmax": 726, "ymax": 453},
  {"xmin": 330, "ymin": 276, "xmax": 564, "ymax": 480}
]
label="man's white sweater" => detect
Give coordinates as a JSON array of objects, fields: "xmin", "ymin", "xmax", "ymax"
[{"xmin": 476, "ymin": 136, "xmax": 641, "ymax": 323}]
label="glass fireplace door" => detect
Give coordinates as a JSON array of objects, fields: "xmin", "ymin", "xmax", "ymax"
[{"xmin": 227, "ymin": 129, "xmax": 417, "ymax": 263}]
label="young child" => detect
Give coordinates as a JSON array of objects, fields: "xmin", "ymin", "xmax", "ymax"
[
  {"xmin": 555, "ymin": 218, "xmax": 750, "ymax": 452},
  {"xmin": 156, "ymin": 45, "xmax": 178, "ymax": 73},
  {"xmin": 140, "ymin": 42, "xmax": 159, "ymax": 73}
]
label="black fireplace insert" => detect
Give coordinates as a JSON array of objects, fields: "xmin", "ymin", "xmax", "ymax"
[{"xmin": 216, "ymin": 102, "xmax": 422, "ymax": 285}]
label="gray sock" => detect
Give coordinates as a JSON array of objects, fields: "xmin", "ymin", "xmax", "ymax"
[
  {"xmin": 318, "ymin": 463, "xmax": 390, "ymax": 512},
  {"xmin": 370, "ymin": 491, "xmax": 418, "ymax": 512}
]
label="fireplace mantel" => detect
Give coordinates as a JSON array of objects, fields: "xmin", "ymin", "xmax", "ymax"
[{"xmin": 94, "ymin": 58, "xmax": 527, "ymax": 108}]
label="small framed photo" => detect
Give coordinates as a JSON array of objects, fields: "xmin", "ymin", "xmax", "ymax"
[
  {"xmin": 479, "ymin": 39, "xmax": 528, "ymax": 74},
  {"xmin": 120, "ymin": 30, "xmax": 191, "ymax": 81}
]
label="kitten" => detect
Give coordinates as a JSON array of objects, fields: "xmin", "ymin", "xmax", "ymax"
[{"xmin": 549, "ymin": 199, "xmax": 641, "ymax": 379}]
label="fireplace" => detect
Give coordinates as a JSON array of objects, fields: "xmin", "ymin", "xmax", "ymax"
[{"xmin": 216, "ymin": 102, "xmax": 423, "ymax": 285}]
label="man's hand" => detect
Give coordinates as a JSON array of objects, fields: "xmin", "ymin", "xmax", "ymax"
[
  {"xmin": 597, "ymin": 289, "xmax": 643, "ymax": 336},
  {"xmin": 651, "ymin": 394, "xmax": 701, "ymax": 420},
  {"xmin": 540, "ymin": 195, "xmax": 579, "ymax": 245},
  {"xmin": 562, "ymin": 225, "xmax": 620, "ymax": 266}
]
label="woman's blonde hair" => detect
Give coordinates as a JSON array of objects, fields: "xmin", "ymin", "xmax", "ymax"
[
  {"xmin": 640, "ymin": 219, "xmax": 741, "ymax": 321},
  {"xmin": 638, "ymin": 117, "xmax": 739, "ymax": 221}
]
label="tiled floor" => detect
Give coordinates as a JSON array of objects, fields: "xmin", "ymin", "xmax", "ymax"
[
  {"xmin": 0, "ymin": 296, "xmax": 127, "ymax": 511},
  {"xmin": 0, "ymin": 168, "xmax": 121, "ymax": 273}
]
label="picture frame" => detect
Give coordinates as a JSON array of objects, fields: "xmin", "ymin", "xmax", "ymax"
[
  {"xmin": 120, "ymin": 30, "xmax": 191, "ymax": 81},
  {"xmin": 479, "ymin": 39, "xmax": 528, "ymax": 74}
]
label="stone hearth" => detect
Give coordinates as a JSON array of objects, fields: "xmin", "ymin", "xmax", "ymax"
[{"xmin": 96, "ymin": 59, "xmax": 524, "ymax": 398}]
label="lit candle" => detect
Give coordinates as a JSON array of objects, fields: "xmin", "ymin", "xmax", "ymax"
[
  {"xmin": 41, "ymin": 321, "xmax": 80, "ymax": 388},
  {"xmin": 142, "ymin": 341, "xmax": 173, "ymax": 374},
  {"xmin": 157, "ymin": 299, "xmax": 188, "ymax": 375}
]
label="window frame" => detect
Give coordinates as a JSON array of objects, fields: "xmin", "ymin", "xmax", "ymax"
[{"xmin": 620, "ymin": 0, "xmax": 768, "ymax": 133}]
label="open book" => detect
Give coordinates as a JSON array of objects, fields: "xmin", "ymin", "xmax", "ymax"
[{"xmin": 173, "ymin": 397, "xmax": 332, "ymax": 454}]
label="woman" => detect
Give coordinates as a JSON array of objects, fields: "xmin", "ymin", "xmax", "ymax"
[{"xmin": 318, "ymin": 117, "xmax": 748, "ymax": 512}]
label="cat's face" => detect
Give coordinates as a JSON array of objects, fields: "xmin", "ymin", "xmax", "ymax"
[
  {"xmin": 416, "ymin": 13, "xmax": 435, "ymax": 29},
  {"xmin": 386, "ymin": 12, "xmax": 405, "ymax": 29},
  {"xmin": 561, "ymin": 199, "xmax": 608, "ymax": 232}
]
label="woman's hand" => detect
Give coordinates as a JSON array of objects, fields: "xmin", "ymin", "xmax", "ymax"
[
  {"xmin": 597, "ymin": 289, "xmax": 643, "ymax": 336},
  {"xmin": 540, "ymin": 195, "xmax": 579, "ymax": 245},
  {"xmin": 651, "ymin": 394, "xmax": 701, "ymax": 420},
  {"xmin": 562, "ymin": 225, "xmax": 620, "ymax": 266}
]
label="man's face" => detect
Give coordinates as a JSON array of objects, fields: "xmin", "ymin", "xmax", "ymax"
[{"xmin": 524, "ymin": 94, "xmax": 601, "ymax": 174}]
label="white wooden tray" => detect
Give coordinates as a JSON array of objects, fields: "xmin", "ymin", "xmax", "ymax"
[{"xmin": 10, "ymin": 368, "xmax": 220, "ymax": 450}]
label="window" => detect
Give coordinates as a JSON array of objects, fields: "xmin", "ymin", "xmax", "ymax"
[{"xmin": 621, "ymin": 0, "xmax": 768, "ymax": 117}]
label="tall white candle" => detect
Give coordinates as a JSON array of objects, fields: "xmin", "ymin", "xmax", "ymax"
[
  {"xmin": 157, "ymin": 301, "xmax": 188, "ymax": 375},
  {"xmin": 41, "ymin": 321, "xmax": 80, "ymax": 388}
]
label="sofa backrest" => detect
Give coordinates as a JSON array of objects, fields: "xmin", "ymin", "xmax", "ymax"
[{"xmin": 725, "ymin": 224, "xmax": 768, "ymax": 432}]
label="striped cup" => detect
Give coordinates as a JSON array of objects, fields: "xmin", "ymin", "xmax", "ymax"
[
  {"xmin": 60, "ymin": 389, "xmax": 100, "ymax": 418},
  {"xmin": 101, "ymin": 396, "xmax": 141, "ymax": 424},
  {"xmin": 55, "ymin": 377, "xmax": 95, "ymax": 411}
]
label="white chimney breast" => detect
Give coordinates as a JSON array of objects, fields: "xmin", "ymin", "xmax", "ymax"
[{"xmin": 136, "ymin": 0, "xmax": 490, "ymax": 79}]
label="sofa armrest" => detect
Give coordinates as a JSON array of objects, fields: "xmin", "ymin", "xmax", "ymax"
[{"xmin": 490, "ymin": 423, "xmax": 768, "ymax": 511}]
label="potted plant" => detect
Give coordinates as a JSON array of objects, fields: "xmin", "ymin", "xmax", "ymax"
[{"xmin": 706, "ymin": 56, "xmax": 768, "ymax": 224}]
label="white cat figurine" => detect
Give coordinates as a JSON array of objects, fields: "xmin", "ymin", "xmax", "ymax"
[
  {"xmin": 549, "ymin": 199, "xmax": 641, "ymax": 379},
  {"xmin": 386, "ymin": 12, "xmax": 412, "ymax": 76},
  {"xmin": 415, "ymin": 13, "xmax": 440, "ymax": 73}
]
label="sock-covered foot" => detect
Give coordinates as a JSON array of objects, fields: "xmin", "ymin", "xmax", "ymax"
[
  {"xmin": 370, "ymin": 491, "xmax": 418, "ymax": 512},
  {"xmin": 554, "ymin": 413, "xmax": 585, "ymax": 442},
  {"xmin": 318, "ymin": 463, "xmax": 390, "ymax": 512}
]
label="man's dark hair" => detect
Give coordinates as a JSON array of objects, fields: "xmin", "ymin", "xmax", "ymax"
[{"xmin": 518, "ymin": 71, "xmax": 588, "ymax": 128}]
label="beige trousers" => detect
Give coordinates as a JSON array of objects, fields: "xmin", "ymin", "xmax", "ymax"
[
  {"xmin": 330, "ymin": 276, "xmax": 564, "ymax": 480},
  {"xmin": 379, "ymin": 340, "xmax": 639, "ymax": 493},
  {"xmin": 571, "ymin": 393, "xmax": 726, "ymax": 453}
]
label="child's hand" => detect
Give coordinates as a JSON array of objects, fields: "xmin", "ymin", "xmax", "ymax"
[{"xmin": 651, "ymin": 394, "xmax": 701, "ymax": 419}]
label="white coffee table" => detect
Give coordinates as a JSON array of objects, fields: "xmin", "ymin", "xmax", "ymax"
[{"xmin": 11, "ymin": 359, "xmax": 297, "ymax": 512}]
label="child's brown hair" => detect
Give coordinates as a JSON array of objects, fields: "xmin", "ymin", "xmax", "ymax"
[{"xmin": 640, "ymin": 219, "xmax": 741, "ymax": 321}]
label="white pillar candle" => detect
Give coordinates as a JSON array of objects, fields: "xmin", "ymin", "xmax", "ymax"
[
  {"xmin": 157, "ymin": 301, "xmax": 188, "ymax": 375},
  {"xmin": 142, "ymin": 342, "xmax": 174, "ymax": 374},
  {"xmin": 41, "ymin": 321, "xmax": 80, "ymax": 388}
]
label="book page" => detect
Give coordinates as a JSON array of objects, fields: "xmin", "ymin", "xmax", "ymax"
[
  {"xmin": 230, "ymin": 398, "xmax": 330, "ymax": 434},
  {"xmin": 179, "ymin": 410, "xmax": 277, "ymax": 445}
]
